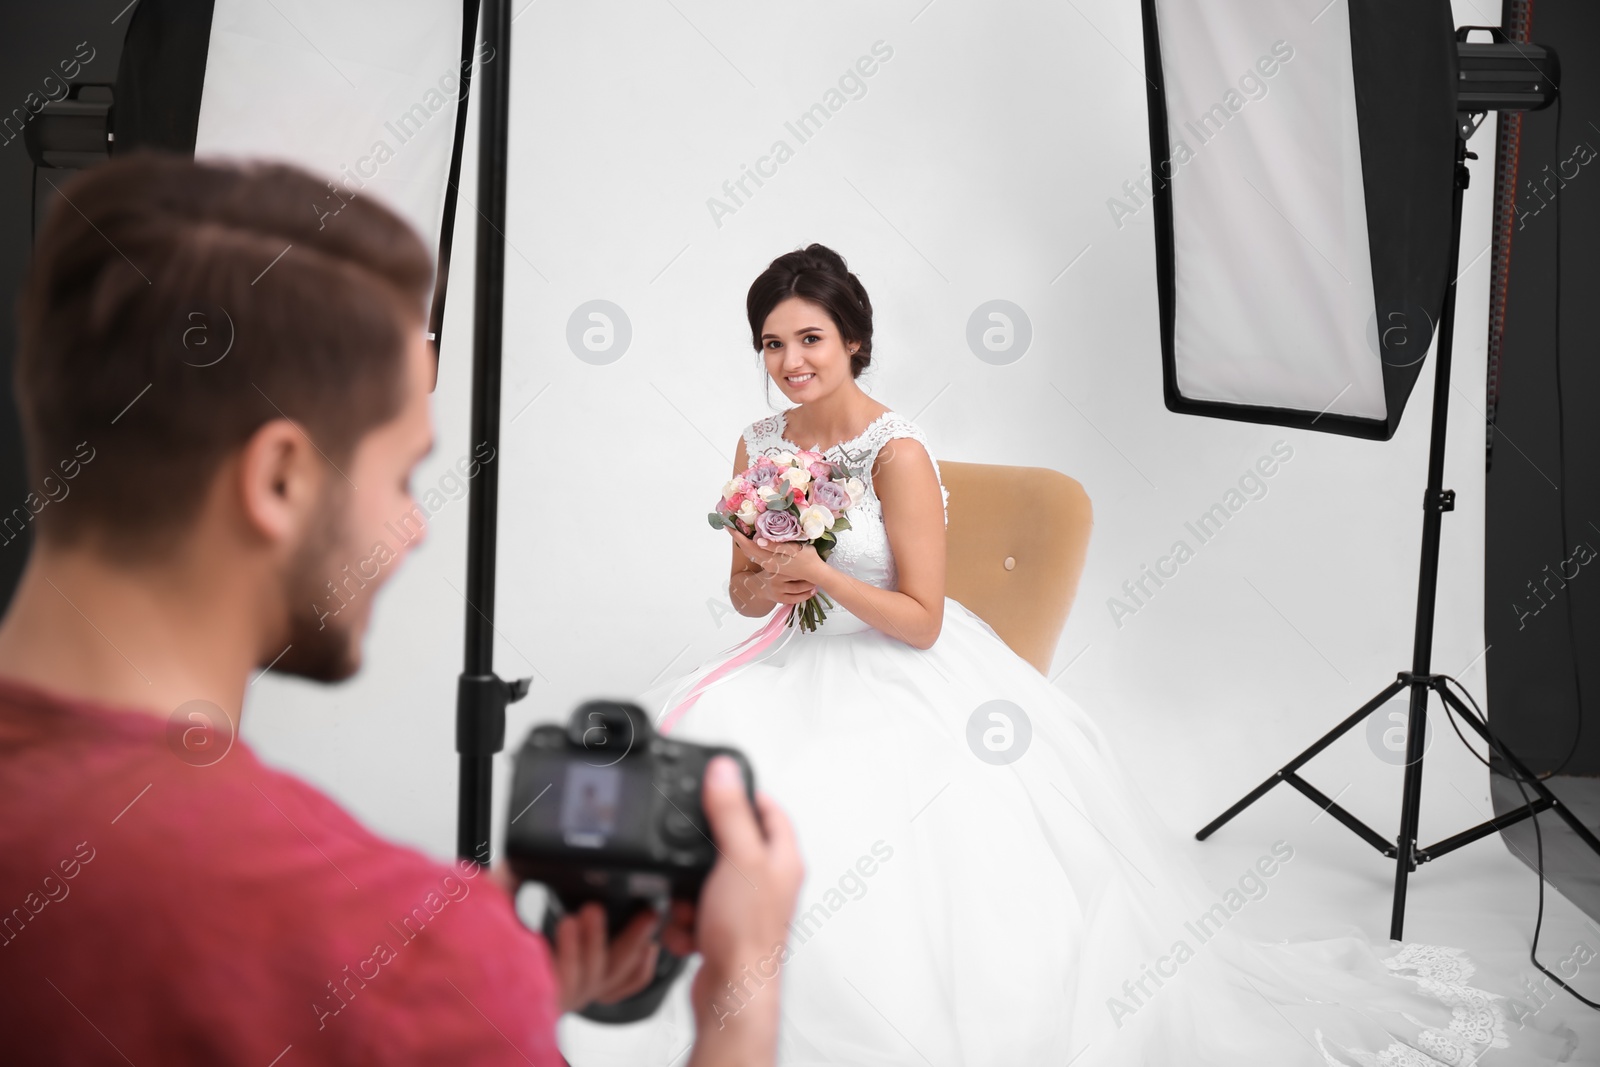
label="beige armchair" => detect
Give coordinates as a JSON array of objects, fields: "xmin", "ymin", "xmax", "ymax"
[{"xmin": 942, "ymin": 462, "xmax": 1093, "ymax": 675}]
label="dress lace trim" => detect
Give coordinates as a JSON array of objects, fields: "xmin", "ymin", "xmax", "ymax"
[
  {"xmin": 775, "ymin": 408, "xmax": 896, "ymax": 456},
  {"xmin": 743, "ymin": 407, "xmax": 950, "ymax": 528},
  {"xmin": 1313, "ymin": 942, "xmax": 1514, "ymax": 1066}
]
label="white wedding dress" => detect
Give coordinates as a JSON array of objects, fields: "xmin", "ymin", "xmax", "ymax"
[{"xmin": 557, "ymin": 409, "xmax": 1582, "ymax": 1066}]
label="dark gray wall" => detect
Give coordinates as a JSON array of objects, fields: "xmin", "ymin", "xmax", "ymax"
[{"xmin": 1486, "ymin": 0, "xmax": 1600, "ymax": 776}]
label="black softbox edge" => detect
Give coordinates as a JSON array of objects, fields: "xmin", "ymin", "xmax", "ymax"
[{"xmin": 1139, "ymin": 0, "xmax": 1459, "ymax": 442}]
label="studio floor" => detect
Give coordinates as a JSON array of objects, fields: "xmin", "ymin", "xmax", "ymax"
[{"xmin": 1170, "ymin": 766, "xmax": 1600, "ymax": 1052}]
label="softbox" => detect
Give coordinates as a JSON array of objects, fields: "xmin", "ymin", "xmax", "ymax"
[
  {"xmin": 40, "ymin": 0, "xmax": 481, "ymax": 345},
  {"xmin": 1139, "ymin": 0, "xmax": 1459, "ymax": 440}
]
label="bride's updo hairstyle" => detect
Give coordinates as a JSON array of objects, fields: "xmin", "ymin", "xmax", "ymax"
[{"xmin": 747, "ymin": 243, "xmax": 874, "ymax": 380}]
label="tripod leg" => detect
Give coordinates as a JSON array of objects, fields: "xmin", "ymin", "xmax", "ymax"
[
  {"xmin": 1390, "ymin": 682, "xmax": 1432, "ymax": 940},
  {"xmin": 1436, "ymin": 684, "xmax": 1600, "ymax": 858},
  {"xmin": 1196, "ymin": 678, "xmax": 1406, "ymax": 841}
]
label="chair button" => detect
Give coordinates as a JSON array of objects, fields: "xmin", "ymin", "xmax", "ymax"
[{"xmin": 1003, "ymin": 556, "xmax": 1016, "ymax": 570}]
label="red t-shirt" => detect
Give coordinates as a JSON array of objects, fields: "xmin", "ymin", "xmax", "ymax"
[{"xmin": 0, "ymin": 674, "xmax": 565, "ymax": 1065}]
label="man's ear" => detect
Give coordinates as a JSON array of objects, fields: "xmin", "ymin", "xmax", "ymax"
[{"xmin": 236, "ymin": 419, "xmax": 324, "ymax": 544}]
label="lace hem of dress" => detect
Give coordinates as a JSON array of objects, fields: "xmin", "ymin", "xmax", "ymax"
[{"xmin": 1313, "ymin": 942, "xmax": 1514, "ymax": 1067}]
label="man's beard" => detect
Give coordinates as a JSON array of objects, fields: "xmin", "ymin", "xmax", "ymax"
[{"xmin": 272, "ymin": 479, "xmax": 366, "ymax": 683}]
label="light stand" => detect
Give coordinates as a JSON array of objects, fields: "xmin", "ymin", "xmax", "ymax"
[
  {"xmin": 454, "ymin": 0, "xmax": 531, "ymax": 867},
  {"xmin": 1198, "ymin": 36, "xmax": 1600, "ymax": 938}
]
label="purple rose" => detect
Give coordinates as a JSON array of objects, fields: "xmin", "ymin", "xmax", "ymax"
[
  {"xmin": 811, "ymin": 478, "xmax": 850, "ymax": 513},
  {"xmin": 754, "ymin": 508, "xmax": 803, "ymax": 542},
  {"xmin": 746, "ymin": 464, "xmax": 781, "ymax": 489}
]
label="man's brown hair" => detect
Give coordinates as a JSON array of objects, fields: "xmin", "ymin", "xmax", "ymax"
[{"xmin": 12, "ymin": 150, "xmax": 435, "ymax": 560}]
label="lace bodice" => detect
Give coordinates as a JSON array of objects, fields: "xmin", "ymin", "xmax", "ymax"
[{"xmin": 742, "ymin": 408, "xmax": 948, "ymax": 617}]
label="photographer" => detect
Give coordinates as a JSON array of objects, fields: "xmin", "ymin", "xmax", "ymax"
[{"xmin": 0, "ymin": 152, "xmax": 803, "ymax": 1064}]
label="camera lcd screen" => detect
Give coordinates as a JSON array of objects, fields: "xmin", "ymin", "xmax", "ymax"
[{"xmin": 560, "ymin": 763, "xmax": 622, "ymax": 848}]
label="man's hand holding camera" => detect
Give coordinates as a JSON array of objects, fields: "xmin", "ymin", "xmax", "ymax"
[
  {"xmin": 550, "ymin": 902, "xmax": 666, "ymax": 1013},
  {"xmin": 521, "ymin": 754, "xmax": 801, "ymax": 1064}
]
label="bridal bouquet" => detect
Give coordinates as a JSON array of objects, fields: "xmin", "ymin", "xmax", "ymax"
[{"xmin": 707, "ymin": 449, "xmax": 865, "ymax": 633}]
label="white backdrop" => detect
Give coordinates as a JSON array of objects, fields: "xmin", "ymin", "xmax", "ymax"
[{"xmin": 240, "ymin": 1, "xmax": 1584, "ymax": 964}]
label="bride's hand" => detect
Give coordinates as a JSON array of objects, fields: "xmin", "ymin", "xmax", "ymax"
[
  {"xmin": 728, "ymin": 529, "xmax": 820, "ymax": 604},
  {"xmin": 754, "ymin": 537, "xmax": 823, "ymax": 584},
  {"xmin": 743, "ymin": 569, "xmax": 817, "ymax": 607}
]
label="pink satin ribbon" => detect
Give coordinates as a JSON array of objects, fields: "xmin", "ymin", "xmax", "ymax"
[{"xmin": 657, "ymin": 604, "xmax": 798, "ymax": 735}]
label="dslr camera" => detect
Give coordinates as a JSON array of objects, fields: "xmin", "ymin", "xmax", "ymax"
[{"xmin": 504, "ymin": 699, "xmax": 756, "ymax": 1022}]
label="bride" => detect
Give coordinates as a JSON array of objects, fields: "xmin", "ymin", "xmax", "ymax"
[{"xmin": 557, "ymin": 244, "xmax": 1583, "ymax": 1066}]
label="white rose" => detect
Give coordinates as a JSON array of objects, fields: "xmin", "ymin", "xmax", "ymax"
[
  {"xmin": 722, "ymin": 476, "xmax": 748, "ymax": 500},
  {"xmin": 774, "ymin": 451, "xmax": 799, "ymax": 469},
  {"xmin": 781, "ymin": 466, "xmax": 812, "ymax": 490},
  {"xmin": 757, "ymin": 484, "xmax": 787, "ymax": 505},
  {"xmin": 844, "ymin": 477, "xmax": 866, "ymax": 507},
  {"xmin": 735, "ymin": 499, "xmax": 760, "ymax": 526},
  {"xmin": 799, "ymin": 504, "xmax": 835, "ymax": 539}
]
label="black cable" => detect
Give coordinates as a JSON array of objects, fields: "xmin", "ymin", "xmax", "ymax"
[{"xmin": 1436, "ymin": 672, "xmax": 1599, "ymax": 1010}]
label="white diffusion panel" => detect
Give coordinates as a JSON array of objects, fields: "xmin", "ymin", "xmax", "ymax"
[
  {"xmin": 1155, "ymin": 0, "xmax": 1385, "ymax": 420},
  {"xmin": 192, "ymin": 0, "xmax": 466, "ymax": 267}
]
